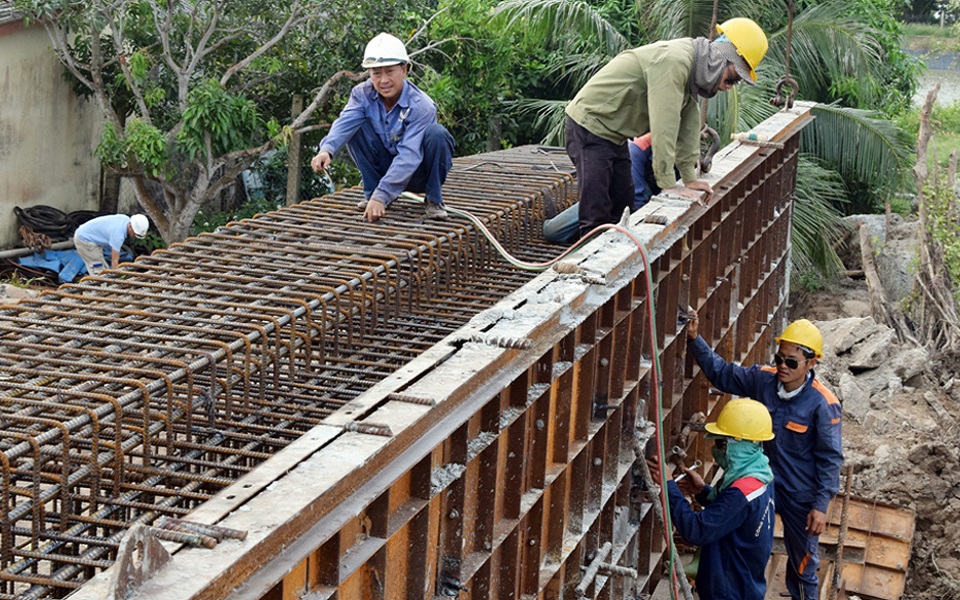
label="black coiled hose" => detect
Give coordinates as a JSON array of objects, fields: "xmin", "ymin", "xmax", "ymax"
[{"xmin": 14, "ymin": 206, "xmax": 109, "ymax": 241}]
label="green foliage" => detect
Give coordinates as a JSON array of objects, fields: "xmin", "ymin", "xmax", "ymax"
[
  {"xmin": 791, "ymin": 155, "xmax": 852, "ymax": 278},
  {"xmin": 923, "ymin": 174, "xmax": 960, "ymax": 302},
  {"xmin": 828, "ymin": 0, "xmax": 922, "ymax": 114},
  {"xmin": 1, "ymin": 271, "xmax": 45, "ymax": 288},
  {"xmin": 128, "ymin": 231, "xmax": 167, "ymax": 255},
  {"xmin": 192, "ymin": 195, "xmax": 281, "ymax": 236},
  {"xmin": 793, "ymin": 269, "xmax": 826, "ymax": 292},
  {"xmin": 895, "ymin": 100, "xmax": 960, "ymax": 168},
  {"xmin": 177, "ymin": 79, "xmax": 263, "ymax": 161},
  {"xmin": 96, "ymin": 118, "xmax": 169, "ymax": 177},
  {"xmin": 125, "ymin": 119, "xmax": 169, "ymax": 176},
  {"xmin": 801, "ymin": 103, "xmax": 915, "ymax": 213},
  {"xmin": 416, "ymin": 0, "xmax": 544, "ymax": 154},
  {"xmin": 889, "ymin": 193, "xmax": 914, "ymax": 216}
]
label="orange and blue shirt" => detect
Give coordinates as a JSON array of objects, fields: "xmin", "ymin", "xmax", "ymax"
[{"xmin": 688, "ymin": 335, "xmax": 844, "ymax": 512}]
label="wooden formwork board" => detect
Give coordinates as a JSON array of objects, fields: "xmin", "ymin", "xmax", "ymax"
[
  {"xmin": 72, "ymin": 104, "xmax": 815, "ymax": 600},
  {"xmin": 765, "ymin": 493, "xmax": 915, "ymax": 600}
]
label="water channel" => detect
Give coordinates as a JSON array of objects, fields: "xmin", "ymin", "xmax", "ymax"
[{"xmin": 907, "ymin": 50, "xmax": 960, "ymax": 106}]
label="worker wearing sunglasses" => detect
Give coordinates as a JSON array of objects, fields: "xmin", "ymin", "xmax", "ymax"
[{"xmin": 685, "ymin": 311, "xmax": 843, "ymax": 600}]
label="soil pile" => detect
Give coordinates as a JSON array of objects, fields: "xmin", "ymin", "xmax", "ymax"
[{"xmin": 791, "ymin": 215, "xmax": 960, "ymax": 599}]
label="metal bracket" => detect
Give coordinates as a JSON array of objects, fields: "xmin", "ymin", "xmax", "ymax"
[{"xmin": 106, "ymin": 524, "xmax": 172, "ymax": 600}]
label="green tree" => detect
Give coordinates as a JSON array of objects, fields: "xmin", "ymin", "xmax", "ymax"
[
  {"xmin": 14, "ymin": 0, "xmax": 433, "ymax": 242},
  {"xmin": 493, "ymin": 0, "xmax": 918, "ymax": 276}
]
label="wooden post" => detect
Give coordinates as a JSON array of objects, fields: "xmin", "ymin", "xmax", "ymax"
[{"xmin": 286, "ymin": 94, "xmax": 304, "ymax": 206}]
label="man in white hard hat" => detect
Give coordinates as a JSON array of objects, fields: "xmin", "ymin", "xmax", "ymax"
[
  {"xmin": 73, "ymin": 213, "xmax": 149, "ymax": 276},
  {"xmin": 311, "ymin": 33, "xmax": 455, "ymax": 223},
  {"xmin": 564, "ymin": 18, "xmax": 768, "ymax": 239}
]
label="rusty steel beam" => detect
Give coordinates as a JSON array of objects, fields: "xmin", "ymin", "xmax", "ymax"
[
  {"xmin": 64, "ymin": 105, "xmax": 813, "ymax": 600},
  {"xmin": 4, "ymin": 104, "xmax": 812, "ymax": 600}
]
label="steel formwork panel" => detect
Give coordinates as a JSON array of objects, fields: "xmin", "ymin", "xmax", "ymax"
[{"xmin": 10, "ymin": 107, "xmax": 813, "ymax": 600}]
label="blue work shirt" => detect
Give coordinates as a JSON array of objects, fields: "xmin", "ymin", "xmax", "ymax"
[
  {"xmin": 688, "ymin": 336, "xmax": 844, "ymax": 512},
  {"xmin": 319, "ymin": 79, "xmax": 437, "ymax": 206},
  {"xmin": 668, "ymin": 477, "xmax": 775, "ymax": 600},
  {"xmin": 75, "ymin": 214, "xmax": 131, "ymax": 252}
]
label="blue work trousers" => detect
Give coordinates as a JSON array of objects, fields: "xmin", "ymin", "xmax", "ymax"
[
  {"xmin": 347, "ymin": 122, "xmax": 454, "ymax": 205},
  {"xmin": 777, "ymin": 489, "xmax": 821, "ymax": 599}
]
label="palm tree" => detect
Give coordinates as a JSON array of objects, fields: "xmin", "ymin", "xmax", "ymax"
[{"xmin": 493, "ymin": 0, "xmax": 916, "ymax": 277}]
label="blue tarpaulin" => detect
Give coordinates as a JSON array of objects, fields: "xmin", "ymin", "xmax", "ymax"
[{"xmin": 18, "ymin": 248, "xmax": 133, "ymax": 284}]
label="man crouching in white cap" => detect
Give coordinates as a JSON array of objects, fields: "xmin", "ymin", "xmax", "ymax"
[
  {"xmin": 311, "ymin": 33, "xmax": 455, "ymax": 223},
  {"xmin": 73, "ymin": 213, "xmax": 149, "ymax": 275}
]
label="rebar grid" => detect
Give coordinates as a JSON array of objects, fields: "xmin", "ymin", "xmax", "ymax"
[{"xmin": 0, "ymin": 148, "xmax": 576, "ymax": 598}]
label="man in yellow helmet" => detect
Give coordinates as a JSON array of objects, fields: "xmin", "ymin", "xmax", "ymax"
[
  {"xmin": 564, "ymin": 18, "xmax": 767, "ymax": 239},
  {"xmin": 686, "ymin": 315, "xmax": 843, "ymax": 600},
  {"xmin": 650, "ymin": 398, "xmax": 776, "ymax": 600}
]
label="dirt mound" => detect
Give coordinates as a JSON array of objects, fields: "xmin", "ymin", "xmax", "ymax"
[{"xmin": 790, "ymin": 216, "xmax": 960, "ymax": 599}]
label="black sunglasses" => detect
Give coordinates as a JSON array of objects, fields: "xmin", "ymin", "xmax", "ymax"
[
  {"xmin": 713, "ymin": 438, "xmax": 727, "ymax": 449},
  {"xmin": 774, "ymin": 353, "xmax": 808, "ymax": 370},
  {"xmin": 724, "ymin": 73, "xmax": 742, "ymax": 86}
]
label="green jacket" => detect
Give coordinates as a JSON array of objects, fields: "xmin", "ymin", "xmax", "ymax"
[{"xmin": 565, "ymin": 38, "xmax": 701, "ymax": 189}]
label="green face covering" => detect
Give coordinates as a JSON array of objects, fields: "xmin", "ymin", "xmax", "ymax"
[
  {"xmin": 711, "ymin": 443, "xmax": 728, "ymax": 471},
  {"xmin": 707, "ymin": 435, "xmax": 774, "ymax": 491}
]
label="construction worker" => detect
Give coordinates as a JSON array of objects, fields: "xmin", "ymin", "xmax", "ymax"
[
  {"xmin": 650, "ymin": 398, "xmax": 776, "ymax": 600},
  {"xmin": 564, "ymin": 18, "xmax": 768, "ymax": 238},
  {"xmin": 311, "ymin": 33, "xmax": 455, "ymax": 223},
  {"xmin": 687, "ymin": 314, "xmax": 843, "ymax": 599},
  {"xmin": 73, "ymin": 213, "xmax": 149, "ymax": 275},
  {"xmin": 542, "ymin": 134, "xmax": 661, "ymax": 244}
]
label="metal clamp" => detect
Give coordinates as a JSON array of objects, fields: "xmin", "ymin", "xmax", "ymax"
[
  {"xmin": 699, "ymin": 125, "xmax": 721, "ymax": 173},
  {"xmin": 771, "ymin": 76, "xmax": 799, "ymax": 110}
]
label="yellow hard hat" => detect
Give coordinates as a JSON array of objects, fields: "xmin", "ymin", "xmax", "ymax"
[
  {"xmin": 716, "ymin": 18, "xmax": 768, "ymax": 82},
  {"xmin": 705, "ymin": 398, "xmax": 774, "ymax": 442},
  {"xmin": 776, "ymin": 319, "xmax": 823, "ymax": 359}
]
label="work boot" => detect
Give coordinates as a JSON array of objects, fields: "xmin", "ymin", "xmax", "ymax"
[
  {"xmin": 424, "ymin": 202, "xmax": 448, "ymax": 219},
  {"xmin": 356, "ymin": 198, "xmax": 369, "ymax": 211}
]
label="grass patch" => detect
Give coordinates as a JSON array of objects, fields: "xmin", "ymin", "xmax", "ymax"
[
  {"xmin": 903, "ymin": 25, "xmax": 960, "ymax": 52},
  {"xmin": 895, "ymin": 100, "xmax": 960, "ymax": 167}
]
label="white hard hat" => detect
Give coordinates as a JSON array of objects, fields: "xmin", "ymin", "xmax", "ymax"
[
  {"xmin": 130, "ymin": 214, "xmax": 149, "ymax": 238},
  {"xmin": 361, "ymin": 33, "xmax": 409, "ymax": 69}
]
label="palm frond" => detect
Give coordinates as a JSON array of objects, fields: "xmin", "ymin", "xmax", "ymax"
[
  {"xmin": 763, "ymin": 1, "xmax": 884, "ymax": 105},
  {"xmin": 505, "ymin": 98, "xmax": 569, "ymax": 146},
  {"xmin": 641, "ymin": 0, "xmax": 787, "ymax": 40},
  {"xmin": 549, "ymin": 52, "xmax": 614, "ymax": 91},
  {"xmin": 708, "ymin": 83, "xmax": 779, "ymax": 141},
  {"xmin": 493, "ymin": 0, "xmax": 629, "ymax": 56},
  {"xmin": 801, "ymin": 103, "xmax": 914, "ymax": 194},
  {"xmin": 791, "ymin": 154, "xmax": 851, "ymax": 276}
]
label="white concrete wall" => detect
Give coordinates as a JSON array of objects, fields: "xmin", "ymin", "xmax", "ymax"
[{"xmin": 0, "ymin": 18, "xmax": 102, "ymax": 250}]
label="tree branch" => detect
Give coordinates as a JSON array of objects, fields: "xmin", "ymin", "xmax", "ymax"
[
  {"xmin": 291, "ymin": 70, "xmax": 366, "ymax": 131},
  {"xmin": 219, "ymin": 1, "xmax": 311, "ymax": 87}
]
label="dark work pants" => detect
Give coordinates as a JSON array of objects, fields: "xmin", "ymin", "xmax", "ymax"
[
  {"xmin": 777, "ymin": 488, "xmax": 821, "ymax": 599},
  {"xmin": 346, "ymin": 122, "xmax": 454, "ymax": 205},
  {"xmin": 564, "ymin": 116, "xmax": 633, "ymax": 239},
  {"xmin": 543, "ymin": 141, "xmax": 658, "ymax": 244}
]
